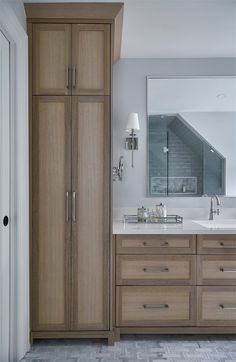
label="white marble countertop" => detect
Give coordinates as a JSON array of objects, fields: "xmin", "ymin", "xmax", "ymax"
[{"xmin": 113, "ymin": 219, "xmax": 236, "ymax": 234}]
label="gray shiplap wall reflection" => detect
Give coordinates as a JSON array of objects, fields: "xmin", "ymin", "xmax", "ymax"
[{"xmin": 148, "ymin": 115, "xmax": 225, "ymax": 197}]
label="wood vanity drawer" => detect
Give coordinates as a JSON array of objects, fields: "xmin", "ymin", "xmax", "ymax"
[
  {"xmin": 116, "ymin": 235, "xmax": 196, "ymax": 254},
  {"xmin": 116, "ymin": 286, "xmax": 195, "ymax": 327},
  {"xmin": 197, "ymin": 255, "xmax": 236, "ymax": 285},
  {"xmin": 197, "ymin": 235, "xmax": 236, "ymax": 254},
  {"xmin": 197, "ymin": 286, "xmax": 236, "ymax": 326},
  {"xmin": 116, "ymin": 255, "xmax": 196, "ymax": 285}
]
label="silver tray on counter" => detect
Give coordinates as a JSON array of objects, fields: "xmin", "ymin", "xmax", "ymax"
[{"xmin": 123, "ymin": 214, "xmax": 183, "ymax": 224}]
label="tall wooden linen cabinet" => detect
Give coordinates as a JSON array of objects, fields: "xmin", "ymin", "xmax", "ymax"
[{"xmin": 25, "ymin": 3, "xmax": 123, "ymax": 345}]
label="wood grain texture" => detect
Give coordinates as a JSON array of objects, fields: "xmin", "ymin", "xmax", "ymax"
[
  {"xmin": 31, "ymin": 330, "xmax": 113, "ymax": 341},
  {"xmin": 25, "ymin": 3, "xmax": 123, "ymax": 21},
  {"xmin": 116, "ymin": 255, "xmax": 196, "ymax": 286},
  {"xmin": 71, "ymin": 96, "xmax": 110, "ymax": 330},
  {"xmin": 116, "ymin": 286, "xmax": 195, "ymax": 327},
  {"xmin": 119, "ymin": 326, "xmax": 236, "ymax": 334},
  {"xmin": 28, "ymin": 3, "xmax": 113, "ymax": 340},
  {"xmin": 72, "ymin": 24, "xmax": 110, "ymax": 95},
  {"xmin": 32, "ymin": 96, "xmax": 71, "ymax": 330},
  {"xmin": 197, "ymin": 235, "xmax": 236, "ymax": 254},
  {"xmin": 110, "ymin": 236, "xmax": 116, "ymax": 332},
  {"xmin": 113, "ymin": 6, "xmax": 123, "ymax": 63},
  {"xmin": 33, "ymin": 24, "xmax": 71, "ymax": 95},
  {"xmin": 197, "ymin": 255, "xmax": 236, "ymax": 285},
  {"xmin": 25, "ymin": 3, "xmax": 123, "ymax": 62},
  {"xmin": 116, "ymin": 235, "xmax": 196, "ymax": 254},
  {"xmin": 197, "ymin": 286, "xmax": 236, "ymax": 326}
]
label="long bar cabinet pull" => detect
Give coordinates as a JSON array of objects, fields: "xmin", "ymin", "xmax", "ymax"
[
  {"xmin": 142, "ymin": 241, "xmax": 169, "ymax": 247},
  {"xmin": 220, "ymin": 304, "xmax": 236, "ymax": 310},
  {"xmin": 143, "ymin": 304, "xmax": 169, "ymax": 309},
  {"xmin": 143, "ymin": 266, "xmax": 169, "ymax": 273},
  {"xmin": 72, "ymin": 191, "xmax": 76, "ymax": 222},
  {"xmin": 220, "ymin": 267, "xmax": 236, "ymax": 273},
  {"xmin": 66, "ymin": 67, "xmax": 70, "ymax": 89},
  {"xmin": 219, "ymin": 241, "xmax": 236, "ymax": 248},
  {"xmin": 72, "ymin": 66, "xmax": 76, "ymax": 88},
  {"xmin": 66, "ymin": 192, "xmax": 69, "ymax": 222}
]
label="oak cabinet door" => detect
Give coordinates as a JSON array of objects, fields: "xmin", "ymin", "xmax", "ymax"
[
  {"xmin": 71, "ymin": 96, "xmax": 110, "ymax": 330},
  {"xmin": 32, "ymin": 96, "xmax": 71, "ymax": 330},
  {"xmin": 72, "ymin": 25, "xmax": 110, "ymax": 95},
  {"xmin": 33, "ymin": 24, "xmax": 71, "ymax": 95}
]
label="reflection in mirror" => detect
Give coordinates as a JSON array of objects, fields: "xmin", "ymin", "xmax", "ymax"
[{"xmin": 147, "ymin": 77, "xmax": 236, "ymax": 197}]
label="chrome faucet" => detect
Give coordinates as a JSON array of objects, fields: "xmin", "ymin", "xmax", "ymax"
[{"xmin": 209, "ymin": 194, "xmax": 220, "ymax": 220}]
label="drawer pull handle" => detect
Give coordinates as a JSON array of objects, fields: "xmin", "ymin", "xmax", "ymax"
[
  {"xmin": 143, "ymin": 303, "xmax": 169, "ymax": 309},
  {"xmin": 143, "ymin": 267, "xmax": 169, "ymax": 273},
  {"xmin": 143, "ymin": 241, "xmax": 169, "ymax": 247},
  {"xmin": 220, "ymin": 267, "xmax": 236, "ymax": 273},
  {"xmin": 219, "ymin": 241, "xmax": 236, "ymax": 248},
  {"xmin": 220, "ymin": 304, "xmax": 236, "ymax": 310}
]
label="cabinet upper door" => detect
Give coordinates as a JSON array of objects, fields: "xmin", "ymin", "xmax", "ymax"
[
  {"xmin": 32, "ymin": 96, "xmax": 71, "ymax": 330},
  {"xmin": 33, "ymin": 24, "xmax": 71, "ymax": 95},
  {"xmin": 72, "ymin": 24, "xmax": 110, "ymax": 95},
  {"xmin": 71, "ymin": 96, "xmax": 110, "ymax": 330}
]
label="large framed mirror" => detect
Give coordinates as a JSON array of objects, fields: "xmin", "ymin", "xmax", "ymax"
[{"xmin": 147, "ymin": 77, "xmax": 236, "ymax": 197}]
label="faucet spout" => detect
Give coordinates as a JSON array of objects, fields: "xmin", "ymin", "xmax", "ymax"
[
  {"xmin": 209, "ymin": 194, "xmax": 220, "ymax": 220},
  {"xmin": 214, "ymin": 194, "xmax": 220, "ymax": 206}
]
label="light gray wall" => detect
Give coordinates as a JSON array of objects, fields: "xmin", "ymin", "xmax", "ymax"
[
  {"xmin": 113, "ymin": 58, "xmax": 236, "ymax": 208},
  {"xmin": 6, "ymin": 1, "xmax": 26, "ymax": 31}
]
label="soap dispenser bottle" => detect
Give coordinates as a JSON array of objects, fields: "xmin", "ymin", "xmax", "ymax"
[{"xmin": 156, "ymin": 203, "xmax": 167, "ymax": 218}]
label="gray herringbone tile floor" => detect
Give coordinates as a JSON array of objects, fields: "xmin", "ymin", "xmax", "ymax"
[{"xmin": 21, "ymin": 335, "xmax": 236, "ymax": 362}]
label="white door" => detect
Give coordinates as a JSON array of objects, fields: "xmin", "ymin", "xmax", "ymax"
[{"xmin": 0, "ymin": 30, "xmax": 10, "ymax": 362}]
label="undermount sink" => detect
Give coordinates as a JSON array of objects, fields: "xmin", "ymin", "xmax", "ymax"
[{"xmin": 193, "ymin": 219, "xmax": 236, "ymax": 229}]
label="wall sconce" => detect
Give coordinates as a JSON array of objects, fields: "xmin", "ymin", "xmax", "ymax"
[{"xmin": 125, "ymin": 113, "xmax": 140, "ymax": 168}]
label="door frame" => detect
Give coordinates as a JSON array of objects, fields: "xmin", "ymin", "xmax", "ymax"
[
  {"xmin": 0, "ymin": 3, "xmax": 29, "ymax": 362},
  {"xmin": 0, "ymin": 28, "xmax": 10, "ymax": 362}
]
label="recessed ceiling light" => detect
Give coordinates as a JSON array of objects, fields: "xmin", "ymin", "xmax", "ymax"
[{"xmin": 216, "ymin": 93, "xmax": 226, "ymax": 100}]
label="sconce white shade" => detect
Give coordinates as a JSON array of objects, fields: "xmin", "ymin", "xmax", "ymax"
[{"xmin": 126, "ymin": 113, "xmax": 140, "ymax": 132}]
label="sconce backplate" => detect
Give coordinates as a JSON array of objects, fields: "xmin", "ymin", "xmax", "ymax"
[{"xmin": 125, "ymin": 137, "xmax": 138, "ymax": 150}]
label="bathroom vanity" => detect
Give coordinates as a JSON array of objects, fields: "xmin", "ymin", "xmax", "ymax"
[{"xmin": 113, "ymin": 222, "xmax": 236, "ymax": 339}]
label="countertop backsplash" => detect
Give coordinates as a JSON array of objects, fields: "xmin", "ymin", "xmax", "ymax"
[{"xmin": 113, "ymin": 207, "xmax": 236, "ymax": 222}]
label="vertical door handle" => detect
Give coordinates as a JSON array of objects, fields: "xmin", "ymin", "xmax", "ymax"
[
  {"xmin": 72, "ymin": 66, "xmax": 76, "ymax": 88},
  {"xmin": 72, "ymin": 191, "xmax": 76, "ymax": 222},
  {"xmin": 66, "ymin": 192, "xmax": 69, "ymax": 222},
  {"xmin": 66, "ymin": 67, "xmax": 70, "ymax": 89}
]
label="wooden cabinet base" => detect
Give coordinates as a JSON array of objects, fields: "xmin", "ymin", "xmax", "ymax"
[
  {"xmin": 30, "ymin": 331, "xmax": 115, "ymax": 346},
  {"xmin": 114, "ymin": 234, "xmax": 236, "ymax": 337},
  {"xmin": 114, "ymin": 327, "xmax": 236, "ymax": 341}
]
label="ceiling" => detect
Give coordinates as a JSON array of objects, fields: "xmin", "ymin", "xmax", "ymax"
[{"xmin": 23, "ymin": 0, "xmax": 236, "ymax": 58}]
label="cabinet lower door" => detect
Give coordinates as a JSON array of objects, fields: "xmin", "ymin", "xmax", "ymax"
[
  {"xmin": 32, "ymin": 96, "xmax": 71, "ymax": 330},
  {"xmin": 71, "ymin": 96, "xmax": 110, "ymax": 330}
]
